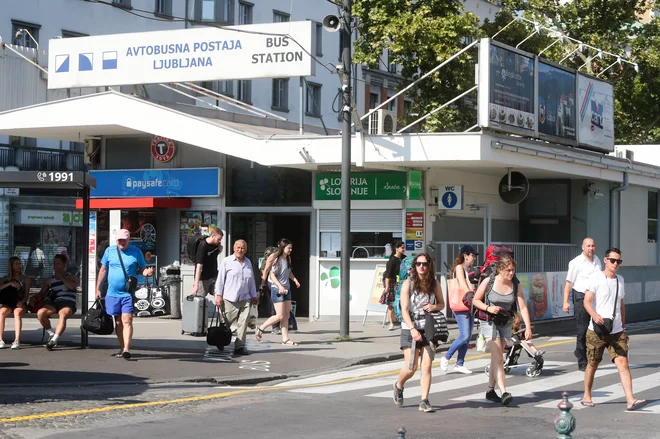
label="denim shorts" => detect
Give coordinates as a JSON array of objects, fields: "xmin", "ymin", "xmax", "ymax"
[
  {"xmin": 480, "ymin": 321, "xmax": 512, "ymax": 342},
  {"xmin": 271, "ymin": 285, "xmax": 292, "ymax": 303},
  {"xmin": 105, "ymin": 295, "xmax": 133, "ymax": 316}
]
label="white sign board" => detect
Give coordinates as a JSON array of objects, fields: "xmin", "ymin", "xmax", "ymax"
[
  {"xmin": 48, "ymin": 21, "xmax": 314, "ymax": 89},
  {"xmin": 577, "ymin": 74, "xmax": 615, "ymax": 152},
  {"xmin": 440, "ymin": 185, "xmax": 463, "ymax": 210},
  {"xmin": 17, "ymin": 209, "xmax": 83, "ymax": 226}
]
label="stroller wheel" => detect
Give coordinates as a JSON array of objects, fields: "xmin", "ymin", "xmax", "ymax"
[
  {"xmin": 525, "ymin": 366, "xmax": 536, "ymax": 377},
  {"xmin": 534, "ymin": 368, "xmax": 542, "ymax": 377},
  {"xmin": 504, "ymin": 367, "xmax": 511, "ymax": 374},
  {"xmin": 484, "ymin": 365, "xmax": 490, "ymax": 376}
]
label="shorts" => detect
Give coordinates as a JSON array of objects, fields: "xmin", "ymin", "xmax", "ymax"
[
  {"xmin": 271, "ymin": 285, "xmax": 292, "ymax": 303},
  {"xmin": 0, "ymin": 298, "xmax": 21, "ymax": 310},
  {"xmin": 105, "ymin": 295, "xmax": 133, "ymax": 316},
  {"xmin": 52, "ymin": 300, "xmax": 77, "ymax": 315},
  {"xmin": 480, "ymin": 321, "xmax": 513, "ymax": 342},
  {"xmin": 586, "ymin": 329, "xmax": 629, "ymax": 366},
  {"xmin": 400, "ymin": 329, "xmax": 436, "ymax": 350},
  {"xmin": 197, "ymin": 279, "xmax": 215, "ymax": 296}
]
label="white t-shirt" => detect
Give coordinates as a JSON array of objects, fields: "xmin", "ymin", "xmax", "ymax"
[
  {"xmin": 586, "ymin": 271, "xmax": 625, "ymax": 334},
  {"xmin": 567, "ymin": 254, "xmax": 602, "ymax": 293}
]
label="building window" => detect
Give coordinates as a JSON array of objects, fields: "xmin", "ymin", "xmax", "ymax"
[
  {"xmin": 155, "ymin": 0, "xmax": 172, "ymax": 16},
  {"xmin": 369, "ymin": 92, "xmax": 379, "ymax": 109},
  {"xmin": 315, "ymin": 23, "xmax": 323, "ymax": 56},
  {"xmin": 218, "ymin": 80, "xmax": 233, "ymax": 96},
  {"xmin": 306, "ymin": 83, "xmax": 322, "ymax": 117},
  {"xmin": 387, "ymin": 50, "xmax": 397, "ymax": 74},
  {"xmin": 238, "ymin": 1, "xmax": 253, "ymax": 25},
  {"xmin": 112, "ymin": 0, "xmax": 131, "ymax": 8},
  {"xmin": 387, "ymin": 95, "xmax": 396, "ymax": 112},
  {"xmin": 61, "ymin": 30, "xmax": 88, "ymax": 38},
  {"xmin": 11, "ymin": 20, "xmax": 40, "ymax": 49},
  {"xmin": 649, "ymin": 191, "xmax": 658, "ymax": 243},
  {"xmin": 273, "ymin": 10, "xmax": 290, "ymax": 22},
  {"xmin": 272, "ymin": 79, "xmax": 289, "ymax": 111},
  {"xmin": 237, "ymin": 80, "xmax": 251, "ymax": 103},
  {"xmin": 195, "ymin": 0, "xmax": 234, "ymax": 24}
]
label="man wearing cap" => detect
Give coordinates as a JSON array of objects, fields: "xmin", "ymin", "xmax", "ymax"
[{"xmin": 96, "ymin": 229, "xmax": 153, "ymax": 359}]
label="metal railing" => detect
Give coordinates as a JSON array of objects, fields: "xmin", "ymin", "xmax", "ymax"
[
  {"xmin": 0, "ymin": 145, "xmax": 85, "ymax": 171},
  {"xmin": 430, "ymin": 241, "xmax": 580, "ymax": 275}
]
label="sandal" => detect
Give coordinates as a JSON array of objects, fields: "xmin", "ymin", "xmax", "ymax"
[
  {"xmin": 112, "ymin": 351, "xmax": 124, "ymax": 358},
  {"xmin": 281, "ymin": 339, "xmax": 298, "ymax": 346},
  {"xmin": 256, "ymin": 327, "xmax": 264, "ymax": 342},
  {"xmin": 580, "ymin": 400, "xmax": 595, "ymax": 408},
  {"xmin": 627, "ymin": 399, "xmax": 648, "ymax": 411}
]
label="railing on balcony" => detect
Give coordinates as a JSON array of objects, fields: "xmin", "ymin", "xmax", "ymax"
[
  {"xmin": 430, "ymin": 241, "xmax": 580, "ymax": 276},
  {"xmin": 0, "ymin": 145, "xmax": 85, "ymax": 172}
]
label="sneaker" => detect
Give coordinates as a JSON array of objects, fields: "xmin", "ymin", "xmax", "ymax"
[
  {"xmin": 486, "ymin": 389, "xmax": 502, "ymax": 403},
  {"xmin": 388, "ymin": 323, "xmax": 395, "ymax": 331},
  {"xmin": 419, "ymin": 399, "xmax": 436, "ymax": 413},
  {"xmin": 393, "ymin": 383, "xmax": 404, "ymax": 406},
  {"xmin": 454, "ymin": 365, "xmax": 473, "ymax": 374},
  {"xmin": 272, "ymin": 327, "xmax": 281, "ymax": 335},
  {"xmin": 46, "ymin": 338, "xmax": 57, "ymax": 351},
  {"xmin": 501, "ymin": 392, "xmax": 513, "ymax": 406},
  {"xmin": 10, "ymin": 341, "xmax": 19, "ymax": 350},
  {"xmin": 122, "ymin": 351, "xmax": 131, "ymax": 360},
  {"xmin": 440, "ymin": 356, "xmax": 449, "ymax": 372},
  {"xmin": 0, "ymin": 340, "xmax": 5, "ymax": 349}
]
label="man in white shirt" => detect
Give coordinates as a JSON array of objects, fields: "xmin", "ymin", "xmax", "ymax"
[
  {"xmin": 563, "ymin": 237, "xmax": 602, "ymax": 371},
  {"xmin": 581, "ymin": 248, "xmax": 647, "ymax": 412}
]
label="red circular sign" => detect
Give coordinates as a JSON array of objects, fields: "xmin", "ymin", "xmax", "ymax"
[{"xmin": 151, "ymin": 136, "xmax": 176, "ymax": 162}]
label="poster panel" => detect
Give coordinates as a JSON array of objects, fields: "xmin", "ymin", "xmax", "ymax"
[
  {"xmin": 537, "ymin": 61, "xmax": 577, "ymax": 143},
  {"xmin": 577, "ymin": 74, "xmax": 615, "ymax": 152}
]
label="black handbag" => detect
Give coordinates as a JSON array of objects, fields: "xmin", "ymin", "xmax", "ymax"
[
  {"xmin": 207, "ymin": 305, "xmax": 233, "ymax": 348},
  {"xmin": 425, "ymin": 311, "xmax": 449, "ymax": 343},
  {"xmin": 117, "ymin": 247, "xmax": 138, "ymax": 295},
  {"xmin": 82, "ymin": 298, "xmax": 114, "ymax": 335},
  {"xmin": 593, "ymin": 277, "xmax": 618, "ymax": 336}
]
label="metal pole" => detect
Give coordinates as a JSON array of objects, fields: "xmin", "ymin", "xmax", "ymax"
[
  {"xmin": 81, "ymin": 185, "xmax": 90, "ymax": 349},
  {"xmin": 300, "ymin": 76, "xmax": 305, "ymax": 135},
  {"xmin": 339, "ymin": 0, "xmax": 352, "ymax": 337}
]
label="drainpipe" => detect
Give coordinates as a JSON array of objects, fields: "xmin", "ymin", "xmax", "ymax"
[{"xmin": 610, "ymin": 172, "xmax": 629, "ymax": 248}]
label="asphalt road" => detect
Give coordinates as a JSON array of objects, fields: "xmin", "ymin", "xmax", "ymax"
[{"xmin": 2, "ymin": 322, "xmax": 659, "ymax": 439}]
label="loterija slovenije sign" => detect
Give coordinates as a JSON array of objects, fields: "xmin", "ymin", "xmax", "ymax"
[
  {"xmin": 47, "ymin": 21, "xmax": 313, "ymax": 89},
  {"xmin": 315, "ymin": 172, "xmax": 409, "ymax": 201}
]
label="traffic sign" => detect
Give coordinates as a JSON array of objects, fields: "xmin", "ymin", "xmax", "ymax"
[{"xmin": 440, "ymin": 185, "xmax": 463, "ymax": 210}]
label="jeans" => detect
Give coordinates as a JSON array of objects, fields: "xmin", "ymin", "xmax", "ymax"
[
  {"xmin": 445, "ymin": 311, "xmax": 474, "ymax": 366},
  {"xmin": 573, "ymin": 290, "xmax": 590, "ymax": 368}
]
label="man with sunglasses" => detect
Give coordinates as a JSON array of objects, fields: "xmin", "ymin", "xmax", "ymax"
[
  {"xmin": 581, "ymin": 248, "xmax": 647, "ymax": 411},
  {"xmin": 563, "ymin": 237, "xmax": 602, "ymax": 371}
]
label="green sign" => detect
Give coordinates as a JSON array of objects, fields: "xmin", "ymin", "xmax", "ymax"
[
  {"xmin": 408, "ymin": 171, "xmax": 422, "ymax": 200},
  {"xmin": 316, "ymin": 172, "xmax": 411, "ymax": 200}
]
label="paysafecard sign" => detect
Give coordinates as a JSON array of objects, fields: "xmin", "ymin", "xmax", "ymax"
[{"xmin": 90, "ymin": 168, "xmax": 221, "ymax": 198}]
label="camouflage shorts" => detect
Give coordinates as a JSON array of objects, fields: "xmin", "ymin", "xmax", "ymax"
[{"xmin": 586, "ymin": 329, "xmax": 629, "ymax": 366}]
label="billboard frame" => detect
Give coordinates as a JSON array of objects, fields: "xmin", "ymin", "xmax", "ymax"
[
  {"xmin": 575, "ymin": 70, "xmax": 616, "ymax": 153},
  {"xmin": 535, "ymin": 57, "xmax": 579, "ymax": 148}
]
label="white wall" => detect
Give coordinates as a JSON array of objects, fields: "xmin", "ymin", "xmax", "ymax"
[
  {"xmin": 620, "ymin": 185, "xmax": 655, "ymax": 266},
  {"xmin": 463, "ymin": 0, "xmax": 501, "ymax": 23}
]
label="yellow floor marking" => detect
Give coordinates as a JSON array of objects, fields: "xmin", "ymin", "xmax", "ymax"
[{"xmin": 1, "ymin": 324, "xmax": 658, "ymax": 423}]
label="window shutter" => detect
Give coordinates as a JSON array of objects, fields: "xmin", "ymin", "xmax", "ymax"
[{"xmin": 319, "ymin": 210, "xmax": 402, "ymax": 232}]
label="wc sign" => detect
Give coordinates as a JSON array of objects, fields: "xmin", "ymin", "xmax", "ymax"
[{"xmin": 440, "ymin": 185, "xmax": 463, "ymax": 210}]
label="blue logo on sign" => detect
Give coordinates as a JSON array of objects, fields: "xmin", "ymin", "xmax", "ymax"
[
  {"xmin": 442, "ymin": 192, "xmax": 458, "ymax": 208},
  {"xmin": 91, "ymin": 168, "xmax": 221, "ymax": 198},
  {"xmin": 79, "ymin": 53, "xmax": 93, "ymax": 71},
  {"xmin": 55, "ymin": 55, "xmax": 70, "ymax": 73},
  {"xmin": 103, "ymin": 51, "xmax": 118, "ymax": 70}
]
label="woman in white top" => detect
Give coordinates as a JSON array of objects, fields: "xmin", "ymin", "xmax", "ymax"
[
  {"xmin": 441, "ymin": 245, "xmax": 478, "ymax": 374},
  {"xmin": 392, "ymin": 253, "xmax": 444, "ymax": 413},
  {"xmin": 255, "ymin": 239, "xmax": 301, "ymax": 346}
]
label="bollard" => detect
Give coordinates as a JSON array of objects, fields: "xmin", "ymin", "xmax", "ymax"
[
  {"xmin": 554, "ymin": 392, "xmax": 576, "ymax": 438},
  {"xmin": 395, "ymin": 427, "xmax": 406, "ymax": 438}
]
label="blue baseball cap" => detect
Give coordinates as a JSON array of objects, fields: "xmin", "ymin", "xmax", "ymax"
[{"xmin": 459, "ymin": 245, "xmax": 479, "ymax": 256}]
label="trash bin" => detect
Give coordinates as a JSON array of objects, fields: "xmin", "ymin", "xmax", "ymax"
[{"xmin": 159, "ymin": 264, "xmax": 182, "ymax": 319}]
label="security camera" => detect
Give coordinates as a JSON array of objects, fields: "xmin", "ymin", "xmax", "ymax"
[{"xmin": 323, "ymin": 14, "xmax": 341, "ymax": 32}]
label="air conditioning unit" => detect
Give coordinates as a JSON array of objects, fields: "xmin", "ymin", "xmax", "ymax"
[
  {"xmin": 368, "ymin": 109, "xmax": 398, "ymax": 135},
  {"xmin": 615, "ymin": 146, "xmax": 635, "ymax": 162}
]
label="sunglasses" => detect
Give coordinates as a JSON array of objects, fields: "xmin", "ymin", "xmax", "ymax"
[
  {"xmin": 416, "ymin": 262, "xmax": 429, "ymax": 268},
  {"xmin": 606, "ymin": 257, "xmax": 623, "ymax": 265}
]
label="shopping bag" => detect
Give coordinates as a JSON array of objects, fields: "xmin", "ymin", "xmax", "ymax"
[
  {"xmin": 447, "ymin": 277, "xmax": 470, "ymax": 312},
  {"xmin": 247, "ymin": 304, "xmax": 258, "ymax": 329},
  {"xmin": 288, "ymin": 311, "xmax": 298, "ymax": 331},
  {"xmin": 476, "ymin": 333, "xmax": 487, "ymax": 352}
]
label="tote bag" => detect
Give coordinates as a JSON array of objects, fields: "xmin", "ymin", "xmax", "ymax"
[{"xmin": 447, "ymin": 277, "xmax": 470, "ymax": 312}]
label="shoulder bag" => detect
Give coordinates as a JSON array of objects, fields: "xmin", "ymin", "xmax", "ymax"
[
  {"xmin": 592, "ymin": 276, "xmax": 618, "ymax": 336},
  {"xmin": 207, "ymin": 305, "xmax": 233, "ymax": 348},
  {"xmin": 117, "ymin": 247, "xmax": 138, "ymax": 295},
  {"xmin": 425, "ymin": 311, "xmax": 449, "ymax": 344},
  {"xmin": 448, "ymin": 269, "xmax": 470, "ymax": 312}
]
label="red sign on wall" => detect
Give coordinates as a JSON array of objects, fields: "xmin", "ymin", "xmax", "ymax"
[{"xmin": 151, "ymin": 136, "xmax": 176, "ymax": 163}]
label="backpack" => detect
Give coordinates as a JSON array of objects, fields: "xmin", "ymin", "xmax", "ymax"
[
  {"xmin": 476, "ymin": 245, "xmax": 514, "ymax": 285},
  {"xmin": 393, "ymin": 256, "xmax": 415, "ymax": 321},
  {"xmin": 259, "ymin": 246, "xmax": 278, "ymax": 272},
  {"xmin": 186, "ymin": 234, "xmax": 206, "ymax": 264}
]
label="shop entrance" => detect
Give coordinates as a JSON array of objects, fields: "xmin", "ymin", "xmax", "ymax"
[{"xmin": 228, "ymin": 213, "xmax": 311, "ymax": 317}]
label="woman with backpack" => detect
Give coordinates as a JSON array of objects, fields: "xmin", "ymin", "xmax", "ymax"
[
  {"xmin": 441, "ymin": 245, "xmax": 478, "ymax": 374},
  {"xmin": 472, "ymin": 254, "xmax": 532, "ymax": 406},
  {"xmin": 392, "ymin": 253, "xmax": 444, "ymax": 413}
]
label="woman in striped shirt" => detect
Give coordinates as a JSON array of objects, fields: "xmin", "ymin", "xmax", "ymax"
[{"xmin": 37, "ymin": 254, "xmax": 79, "ymax": 350}]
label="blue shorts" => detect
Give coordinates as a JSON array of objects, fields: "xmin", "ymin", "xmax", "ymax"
[
  {"xmin": 105, "ymin": 295, "xmax": 133, "ymax": 316},
  {"xmin": 271, "ymin": 285, "xmax": 292, "ymax": 303}
]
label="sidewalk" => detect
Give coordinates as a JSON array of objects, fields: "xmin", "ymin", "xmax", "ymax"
[{"xmin": 0, "ymin": 315, "xmax": 575, "ymax": 388}]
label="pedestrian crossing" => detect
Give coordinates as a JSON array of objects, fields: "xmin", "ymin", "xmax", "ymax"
[{"xmin": 281, "ymin": 358, "xmax": 659, "ymax": 413}]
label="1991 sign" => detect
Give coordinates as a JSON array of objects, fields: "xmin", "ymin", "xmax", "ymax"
[{"xmin": 36, "ymin": 171, "xmax": 74, "ymax": 182}]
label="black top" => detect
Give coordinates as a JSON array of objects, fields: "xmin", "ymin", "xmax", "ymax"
[
  {"xmin": 383, "ymin": 254, "xmax": 403, "ymax": 282},
  {"xmin": 0, "ymin": 277, "xmax": 24, "ymax": 305},
  {"xmin": 195, "ymin": 239, "xmax": 220, "ymax": 280}
]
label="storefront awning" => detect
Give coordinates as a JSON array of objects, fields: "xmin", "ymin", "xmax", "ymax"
[{"xmin": 75, "ymin": 197, "xmax": 191, "ymax": 209}]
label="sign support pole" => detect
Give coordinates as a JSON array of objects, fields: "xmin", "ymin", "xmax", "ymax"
[
  {"xmin": 81, "ymin": 186, "xmax": 90, "ymax": 349},
  {"xmin": 299, "ymin": 76, "xmax": 305, "ymax": 135},
  {"xmin": 339, "ymin": 0, "xmax": 352, "ymax": 338}
]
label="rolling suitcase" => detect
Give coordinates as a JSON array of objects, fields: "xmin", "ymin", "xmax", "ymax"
[{"xmin": 181, "ymin": 295, "xmax": 207, "ymax": 336}]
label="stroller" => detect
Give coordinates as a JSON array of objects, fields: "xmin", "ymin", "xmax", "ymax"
[{"xmin": 484, "ymin": 328, "xmax": 545, "ymax": 378}]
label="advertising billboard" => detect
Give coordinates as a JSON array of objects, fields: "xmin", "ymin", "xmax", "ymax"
[
  {"xmin": 577, "ymin": 74, "xmax": 615, "ymax": 152},
  {"xmin": 47, "ymin": 21, "xmax": 313, "ymax": 89},
  {"xmin": 479, "ymin": 39, "xmax": 536, "ymax": 136},
  {"xmin": 537, "ymin": 61, "xmax": 577, "ymax": 144}
]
